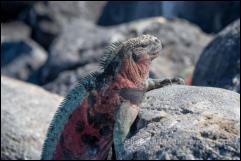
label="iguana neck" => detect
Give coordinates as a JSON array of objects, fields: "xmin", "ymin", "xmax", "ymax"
[{"xmin": 94, "ymin": 71, "xmax": 141, "ymax": 92}]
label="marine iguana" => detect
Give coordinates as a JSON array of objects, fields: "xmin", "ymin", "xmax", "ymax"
[{"xmin": 41, "ymin": 35, "xmax": 185, "ymax": 160}]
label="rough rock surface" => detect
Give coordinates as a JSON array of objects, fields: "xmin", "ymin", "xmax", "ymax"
[
  {"xmin": 1, "ymin": 76, "xmax": 63, "ymax": 160},
  {"xmin": 31, "ymin": 17, "xmax": 212, "ymax": 92},
  {"xmin": 1, "ymin": 22, "xmax": 47, "ymax": 81},
  {"xmin": 119, "ymin": 85, "xmax": 240, "ymax": 160},
  {"xmin": 192, "ymin": 19, "xmax": 240, "ymax": 93}
]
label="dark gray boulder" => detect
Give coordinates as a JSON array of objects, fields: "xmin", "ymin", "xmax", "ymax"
[{"xmin": 192, "ymin": 19, "xmax": 240, "ymax": 93}]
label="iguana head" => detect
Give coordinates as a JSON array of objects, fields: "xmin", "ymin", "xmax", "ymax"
[
  {"xmin": 123, "ymin": 34, "xmax": 162, "ymax": 61},
  {"xmin": 101, "ymin": 34, "xmax": 162, "ymax": 86}
]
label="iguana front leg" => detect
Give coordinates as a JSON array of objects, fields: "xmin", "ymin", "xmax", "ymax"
[
  {"xmin": 113, "ymin": 101, "xmax": 140, "ymax": 160},
  {"xmin": 113, "ymin": 77, "xmax": 185, "ymax": 159},
  {"xmin": 146, "ymin": 77, "xmax": 185, "ymax": 92}
]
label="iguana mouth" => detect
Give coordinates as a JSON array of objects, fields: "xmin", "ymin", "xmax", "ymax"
[
  {"xmin": 149, "ymin": 38, "xmax": 162, "ymax": 60},
  {"xmin": 149, "ymin": 47, "xmax": 162, "ymax": 60}
]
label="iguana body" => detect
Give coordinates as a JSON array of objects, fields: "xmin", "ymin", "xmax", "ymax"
[{"xmin": 41, "ymin": 35, "xmax": 184, "ymax": 160}]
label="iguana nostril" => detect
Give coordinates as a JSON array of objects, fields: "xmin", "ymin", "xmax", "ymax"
[{"xmin": 154, "ymin": 38, "xmax": 160, "ymax": 43}]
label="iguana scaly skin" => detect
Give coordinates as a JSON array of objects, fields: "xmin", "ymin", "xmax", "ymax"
[{"xmin": 41, "ymin": 35, "xmax": 184, "ymax": 160}]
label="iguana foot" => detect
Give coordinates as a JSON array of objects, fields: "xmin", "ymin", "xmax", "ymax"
[{"xmin": 146, "ymin": 77, "xmax": 185, "ymax": 91}]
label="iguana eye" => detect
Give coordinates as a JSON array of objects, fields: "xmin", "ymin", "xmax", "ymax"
[
  {"xmin": 132, "ymin": 53, "xmax": 138, "ymax": 62},
  {"xmin": 141, "ymin": 44, "xmax": 148, "ymax": 48}
]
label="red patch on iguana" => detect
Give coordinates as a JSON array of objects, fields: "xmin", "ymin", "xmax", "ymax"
[{"xmin": 52, "ymin": 73, "xmax": 138, "ymax": 160}]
